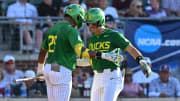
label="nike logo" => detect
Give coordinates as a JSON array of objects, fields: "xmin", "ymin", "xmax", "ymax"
[
  {"xmin": 104, "ymin": 35, "xmax": 109, "ymax": 37},
  {"xmin": 110, "ymin": 78, "xmax": 115, "ymax": 80}
]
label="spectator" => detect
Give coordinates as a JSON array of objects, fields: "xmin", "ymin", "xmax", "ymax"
[
  {"xmin": 120, "ymin": 68, "xmax": 145, "ymax": 97},
  {"xmin": 112, "ymin": 0, "xmax": 132, "ymax": 16},
  {"xmin": 38, "ymin": 0, "xmax": 59, "ymax": 34},
  {"xmin": 162, "ymin": 0, "xmax": 180, "ymax": 16},
  {"xmin": 0, "ymin": 69, "xmax": 6, "ymax": 97},
  {"xmin": 24, "ymin": 70, "xmax": 47, "ymax": 97},
  {"xmin": 68, "ymin": 0, "xmax": 86, "ymax": 10},
  {"xmin": 124, "ymin": 0, "xmax": 146, "ymax": 17},
  {"xmin": 86, "ymin": 0, "xmax": 98, "ymax": 9},
  {"xmin": 3, "ymin": 55, "xmax": 24, "ymax": 96},
  {"xmin": 146, "ymin": 0, "xmax": 172, "ymax": 18},
  {"xmin": 38, "ymin": 0, "xmax": 59, "ymax": 16},
  {"xmin": 7, "ymin": 0, "xmax": 43, "ymax": 52},
  {"xmin": 133, "ymin": 57, "xmax": 159, "ymax": 84},
  {"xmin": 149, "ymin": 64, "xmax": 180, "ymax": 97},
  {"xmin": 105, "ymin": 15, "xmax": 124, "ymax": 34},
  {"xmin": 95, "ymin": 0, "xmax": 119, "ymax": 19},
  {"xmin": 72, "ymin": 68, "xmax": 84, "ymax": 96},
  {"xmin": 171, "ymin": 61, "xmax": 180, "ymax": 82}
]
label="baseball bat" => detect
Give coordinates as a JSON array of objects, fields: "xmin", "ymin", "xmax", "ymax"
[{"xmin": 13, "ymin": 76, "xmax": 44, "ymax": 83}]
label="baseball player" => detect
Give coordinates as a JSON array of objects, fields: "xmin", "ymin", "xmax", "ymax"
[
  {"xmin": 37, "ymin": 4, "xmax": 121, "ymax": 101},
  {"xmin": 85, "ymin": 8, "xmax": 152, "ymax": 101}
]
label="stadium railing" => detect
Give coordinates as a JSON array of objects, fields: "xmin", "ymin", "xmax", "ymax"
[{"xmin": 1, "ymin": 16, "xmax": 180, "ymax": 54}]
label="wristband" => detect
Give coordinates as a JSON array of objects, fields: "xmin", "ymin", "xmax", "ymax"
[
  {"xmin": 38, "ymin": 63, "xmax": 44, "ymax": 70},
  {"xmin": 136, "ymin": 56, "xmax": 144, "ymax": 64},
  {"xmin": 96, "ymin": 52, "xmax": 102, "ymax": 59}
]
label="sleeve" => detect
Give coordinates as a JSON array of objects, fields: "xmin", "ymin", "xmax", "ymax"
[
  {"xmin": 33, "ymin": 7, "xmax": 38, "ymax": 17},
  {"xmin": 68, "ymin": 29, "xmax": 83, "ymax": 48},
  {"xmin": 174, "ymin": 78, "xmax": 180, "ymax": 97},
  {"xmin": 148, "ymin": 80, "xmax": 160, "ymax": 97},
  {"xmin": 7, "ymin": 5, "xmax": 15, "ymax": 17},
  {"xmin": 41, "ymin": 32, "xmax": 49, "ymax": 50},
  {"xmin": 112, "ymin": 32, "xmax": 130, "ymax": 50}
]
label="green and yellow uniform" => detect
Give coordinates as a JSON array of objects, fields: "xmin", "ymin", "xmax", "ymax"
[
  {"xmin": 88, "ymin": 29, "xmax": 130, "ymax": 72},
  {"xmin": 41, "ymin": 21, "xmax": 83, "ymax": 71}
]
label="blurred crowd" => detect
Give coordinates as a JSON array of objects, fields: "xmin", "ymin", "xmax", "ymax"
[
  {"xmin": 0, "ymin": 0, "xmax": 180, "ymax": 98},
  {"xmin": 0, "ymin": 55, "xmax": 180, "ymax": 98}
]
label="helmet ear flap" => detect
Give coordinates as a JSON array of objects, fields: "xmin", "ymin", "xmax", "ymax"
[
  {"xmin": 97, "ymin": 18, "xmax": 105, "ymax": 27},
  {"xmin": 77, "ymin": 14, "xmax": 84, "ymax": 28}
]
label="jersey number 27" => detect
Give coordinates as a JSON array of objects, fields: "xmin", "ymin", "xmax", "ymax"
[{"xmin": 48, "ymin": 35, "xmax": 57, "ymax": 53}]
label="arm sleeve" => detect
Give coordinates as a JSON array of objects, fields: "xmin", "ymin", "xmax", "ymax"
[
  {"xmin": 34, "ymin": 7, "xmax": 38, "ymax": 17},
  {"xmin": 112, "ymin": 32, "xmax": 130, "ymax": 51},
  {"xmin": 148, "ymin": 80, "xmax": 160, "ymax": 97},
  {"xmin": 7, "ymin": 6, "xmax": 14, "ymax": 17},
  {"xmin": 67, "ymin": 29, "xmax": 90, "ymax": 59},
  {"xmin": 74, "ymin": 44, "xmax": 90, "ymax": 59}
]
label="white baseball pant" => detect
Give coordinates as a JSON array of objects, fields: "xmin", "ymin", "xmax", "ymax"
[
  {"xmin": 43, "ymin": 64, "xmax": 72, "ymax": 101},
  {"xmin": 91, "ymin": 68, "xmax": 124, "ymax": 101}
]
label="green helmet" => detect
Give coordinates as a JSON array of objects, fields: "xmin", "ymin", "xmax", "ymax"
[
  {"xmin": 64, "ymin": 4, "xmax": 85, "ymax": 28},
  {"xmin": 85, "ymin": 8, "xmax": 105, "ymax": 27}
]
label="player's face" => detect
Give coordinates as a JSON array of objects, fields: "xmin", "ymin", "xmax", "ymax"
[{"xmin": 87, "ymin": 23, "xmax": 99, "ymax": 33}]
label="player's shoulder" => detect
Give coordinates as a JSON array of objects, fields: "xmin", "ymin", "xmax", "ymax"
[
  {"xmin": 169, "ymin": 76, "xmax": 179, "ymax": 83},
  {"xmin": 8, "ymin": 2, "xmax": 17, "ymax": 9},
  {"xmin": 67, "ymin": 26, "xmax": 79, "ymax": 35},
  {"xmin": 47, "ymin": 21, "xmax": 64, "ymax": 32},
  {"xmin": 26, "ymin": 3, "xmax": 37, "ymax": 10},
  {"xmin": 105, "ymin": 28, "xmax": 123, "ymax": 36}
]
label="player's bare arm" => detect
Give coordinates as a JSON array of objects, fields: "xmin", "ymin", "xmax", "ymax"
[
  {"xmin": 38, "ymin": 49, "xmax": 48, "ymax": 64},
  {"xmin": 125, "ymin": 44, "xmax": 152, "ymax": 77},
  {"xmin": 37, "ymin": 49, "xmax": 48, "ymax": 76}
]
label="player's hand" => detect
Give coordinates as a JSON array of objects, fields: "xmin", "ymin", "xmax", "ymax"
[
  {"xmin": 139, "ymin": 60, "xmax": 152, "ymax": 78},
  {"xmin": 37, "ymin": 63, "xmax": 44, "ymax": 77},
  {"xmin": 101, "ymin": 49, "xmax": 124, "ymax": 63}
]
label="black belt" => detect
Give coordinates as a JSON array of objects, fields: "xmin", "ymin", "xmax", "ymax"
[
  {"xmin": 95, "ymin": 68, "xmax": 117, "ymax": 73},
  {"xmin": 51, "ymin": 63, "xmax": 60, "ymax": 72}
]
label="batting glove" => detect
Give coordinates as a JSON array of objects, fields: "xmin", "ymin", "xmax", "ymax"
[
  {"xmin": 139, "ymin": 60, "xmax": 152, "ymax": 78},
  {"xmin": 101, "ymin": 49, "xmax": 124, "ymax": 63},
  {"xmin": 37, "ymin": 63, "xmax": 44, "ymax": 77}
]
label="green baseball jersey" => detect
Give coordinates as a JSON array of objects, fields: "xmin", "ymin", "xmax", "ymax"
[
  {"xmin": 41, "ymin": 21, "xmax": 83, "ymax": 71},
  {"xmin": 88, "ymin": 28, "xmax": 130, "ymax": 71}
]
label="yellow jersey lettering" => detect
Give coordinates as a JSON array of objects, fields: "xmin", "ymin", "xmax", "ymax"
[
  {"xmin": 48, "ymin": 35, "xmax": 57, "ymax": 53},
  {"xmin": 104, "ymin": 41, "xmax": 111, "ymax": 49}
]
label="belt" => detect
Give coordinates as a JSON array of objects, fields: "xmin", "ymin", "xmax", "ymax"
[
  {"xmin": 51, "ymin": 63, "xmax": 60, "ymax": 72},
  {"xmin": 94, "ymin": 68, "xmax": 117, "ymax": 73}
]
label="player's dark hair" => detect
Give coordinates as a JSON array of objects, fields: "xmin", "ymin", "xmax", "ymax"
[{"xmin": 64, "ymin": 14, "xmax": 76, "ymax": 26}]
